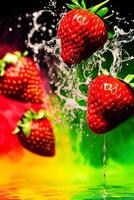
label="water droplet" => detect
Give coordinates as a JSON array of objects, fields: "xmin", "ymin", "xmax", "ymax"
[{"xmin": 9, "ymin": 27, "xmax": 12, "ymax": 32}]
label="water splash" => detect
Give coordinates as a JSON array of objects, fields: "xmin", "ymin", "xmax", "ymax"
[
  {"xmin": 0, "ymin": 1, "xmax": 133, "ymax": 199},
  {"xmin": 22, "ymin": 7, "xmax": 134, "ymax": 198},
  {"xmin": 26, "ymin": 9, "xmax": 57, "ymax": 62},
  {"xmin": 24, "ymin": 9, "xmax": 134, "ymax": 115},
  {"xmin": 55, "ymin": 26, "xmax": 134, "ymax": 110},
  {"xmin": 107, "ymin": 26, "xmax": 134, "ymax": 75}
]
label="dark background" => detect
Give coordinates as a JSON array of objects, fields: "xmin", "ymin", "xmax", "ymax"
[{"xmin": 0, "ymin": 0, "xmax": 133, "ymax": 18}]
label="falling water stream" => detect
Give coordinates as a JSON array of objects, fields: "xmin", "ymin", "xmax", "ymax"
[{"xmin": 103, "ymin": 134, "xmax": 107, "ymax": 200}]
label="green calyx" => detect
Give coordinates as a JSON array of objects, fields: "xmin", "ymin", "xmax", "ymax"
[
  {"xmin": 67, "ymin": 0, "xmax": 113, "ymax": 19},
  {"xmin": 67, "ymin": 0, "xmax": 87, "ymax": 9},
  {"xmin": 122, "ymin": 74, "xmax": 134, "ymax": 88},
  {"xmin": 99, "ymin": 67, "xmax": 134, "ymax": 89},
  {"xmin": 13, "ymin": 109, "xmax": 47, "ymax": 137},
  {"xmin": 0, "ymin": 51, "xmax": 28, "ymax": 77}
]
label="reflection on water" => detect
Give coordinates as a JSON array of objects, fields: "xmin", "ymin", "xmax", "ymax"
[
  {"xmin": 0, "ymin": 152, "xmax": 134, "ymax": 200},
  {"xmin": 0, "ymin": 183, "xmax": 134, "ymax": 200}
]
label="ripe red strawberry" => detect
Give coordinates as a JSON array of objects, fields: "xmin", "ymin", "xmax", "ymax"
[
  {"xmin": 14, "ymin": 109, "xmax": 55, "ymax": 156},
  {"xmin": 57, "ymin": 0, "xmax": 110, "ymax": 65},
  {"xmin": 87, "ymin": 75, "xmax": 134, "ymax": 134},
  {"xmin": 0, "ymin": 51, "xmax": 45, "ymax": 103}
]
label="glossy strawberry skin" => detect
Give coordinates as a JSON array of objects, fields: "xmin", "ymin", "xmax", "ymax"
[
  {"xmin": 18, "ymin": 118, "xmax": 55, "ymax": 156},
  {"xmin": 0, "ymin": 57, "xmax": 45, "ymax": 103},
  {"xmin": 87, "ymin": 75, "xmax": 134, "ymax": 134},
  {"xmin": 57, "ymin": 9, "xmax": 108, "ymax": 65}
]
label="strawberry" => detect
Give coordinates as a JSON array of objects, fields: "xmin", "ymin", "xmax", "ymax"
[
  {"xmin": 14, "ymin": 109, "xmax": 55, "ymax": 156},
  {"xmin": 0, "ymin": 95, "xmax": 49, "ymax": 159},
  {"xmin": 87, "ymin": 75, "xmax": 134, "ymax": 134},
  {"xmin": 57, "ymin": 0, "xmax": 111, "ymax": 65},
  {"xmin": 0, "ymin": 51, "xmax": 45, "ymax": 103}
]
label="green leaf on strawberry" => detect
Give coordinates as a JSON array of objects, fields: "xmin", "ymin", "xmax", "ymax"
[
  {"xmin": 130, "ymin": 83, "xmax": 134, "ymax": 87},
  {"xmin": 0, "ymin": 51, "xmax": 25, "ymax": 77},
  {"xmin": 21, "ymin": 121, "xmax": 32, "ymax": 137},
  {"xmin": 121, "ymin": 74, "xmax": 134, "ymax": 88},
  {"xmin": 14, "ymin": 109, "xmax": 47, "ymax": 138},
  {"xmin": 0, "ymin": 51, "xmax": 46, "ymax": 103},
  {"xmin": 13, "ymin": 127, "xmax": 20, "ymax": 134},
  {"xmin": 81, "ymin": 0, "xmax": 86, "ymax": 9},
  {"xmin": 96, "ymin": 7, "xmax": 109, "ymax": 18},
  {"xmin": 66, "ymin": 3, "xmax": 80, "ymax": 9},
  {"xmin": 35, "ymin": 109, "xmax": 46, "ymax": 119},
  {"xmin": 58, "ymin": 0, "xmax": 114, "ymax": 65},
  {"xmin": 24, "ymin": 109, "xmax": 34, "ymax": 120},
  {"xmin": 87, "ymin": 74, "xmax": 134, "ymax": 134},
  {"xmin": 67, "ymin": 0, "xmax": 111, "ymax": 18},
  {"xmin": 123, "ymin": 74, "xmax": 134, "ymax": 84},
  {"xmin": 89, "ymin": 0, "xmax": 109, "ymax": 13},
  {"xmin": 71, "ymin": 0, "xmax": 80, "ymax": 6},
  {"xmin": 14, "ymin": 109, "xmax": 55, "ymax": 157},
  {"xmin": 0, "ymin": 60, "xmax": 6, "ymax": 76},
  {"xmin": 3, "ymin": 53, "xmax": 18, "ymax": 64}
]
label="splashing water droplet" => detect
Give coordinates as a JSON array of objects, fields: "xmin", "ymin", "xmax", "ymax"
[
  {"xmin": 25, "ymin": 6, "xmax": 134, "ymax": 121},
  {"xmin": 9, "ymin": 27, "xmax": 12, "ymax": 32}
]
